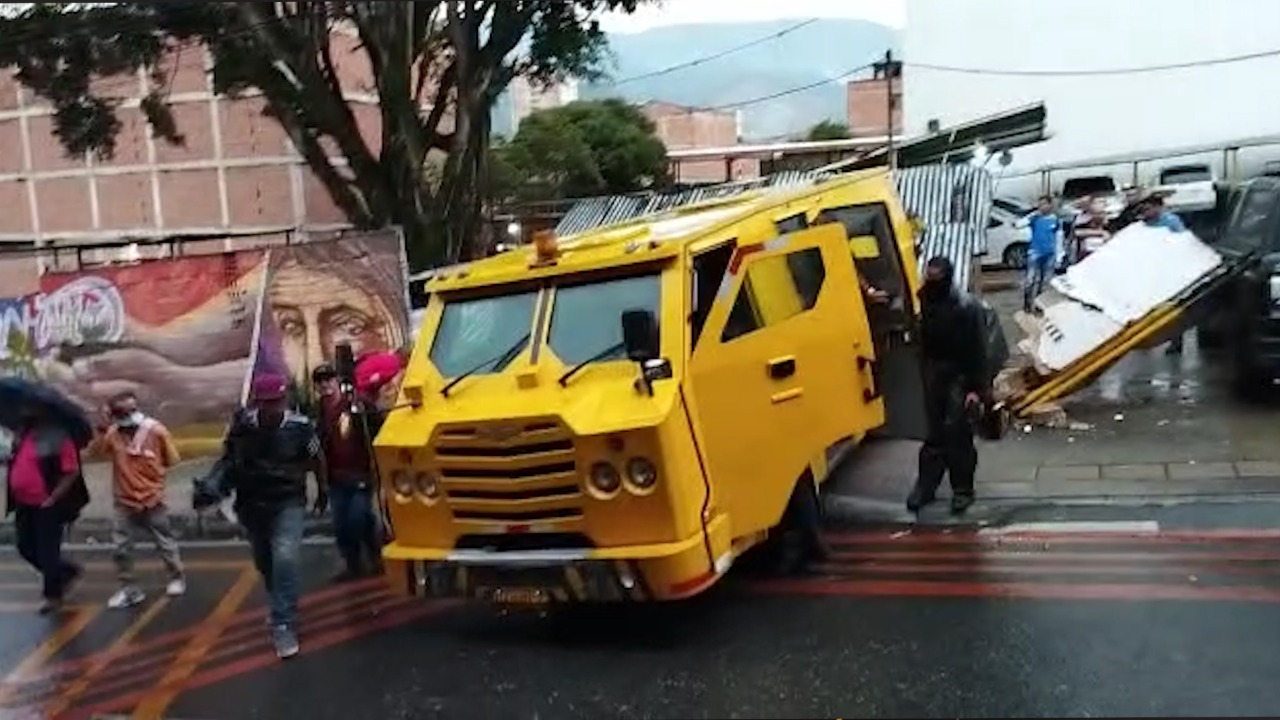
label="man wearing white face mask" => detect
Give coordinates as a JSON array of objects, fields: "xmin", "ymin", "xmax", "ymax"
[{"xmin": 88, "ymin": 391, "xmax": 185, "ymax": 608}]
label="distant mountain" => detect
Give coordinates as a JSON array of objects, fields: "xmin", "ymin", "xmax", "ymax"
[{"xmin": 586, "ymin": 19, "xmax": 901, "ymax": 140}]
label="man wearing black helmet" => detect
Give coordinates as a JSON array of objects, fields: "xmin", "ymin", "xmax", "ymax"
[{"xmin": 906, "ymin": 256, "xmax": 990, "ymax": 515}]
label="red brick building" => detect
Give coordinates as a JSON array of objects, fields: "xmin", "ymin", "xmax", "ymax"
[
  {"xmin": 847, "ymin": 61, "xmax": 903, "ymax": 138},
  {"xmin": 641, "ymin": 100, "xmax": 760, "ymax": 184},
  {"xmin": 0, "ymin": 35, "xmax": 386, "ymax": 295}
]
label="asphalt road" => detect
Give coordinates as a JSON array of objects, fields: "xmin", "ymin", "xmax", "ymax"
[{"xmin": 5, "ymin": 502, "xmax": 1280, "ymax": 719}]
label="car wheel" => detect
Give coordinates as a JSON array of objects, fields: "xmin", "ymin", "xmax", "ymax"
[{"xmin": 1002, "ymin": 242, "xmax": 1028, "ymax": 270}]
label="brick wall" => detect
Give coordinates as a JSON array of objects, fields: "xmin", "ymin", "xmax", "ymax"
[{"xmin": 847, "ymin": 76, "xmax": 903, "ymax": 138}]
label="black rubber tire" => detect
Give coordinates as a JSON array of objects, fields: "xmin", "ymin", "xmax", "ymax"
[{"xmin": 1002, "ymin": 242, "xmax": 1029, "ymax": 270}]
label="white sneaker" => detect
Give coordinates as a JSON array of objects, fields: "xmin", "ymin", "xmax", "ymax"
[
  {"xmin": 165, "ymin": 578, "xmax": 187, "ymax": 597},
  {"xmin": 107, "ymin": 587, "xmax": 146, "ymax": 609}
]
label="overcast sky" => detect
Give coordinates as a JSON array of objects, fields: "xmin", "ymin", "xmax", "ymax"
[{"xmin": 599, "ymin": 0, "xmax": 906, "ymax": 33}]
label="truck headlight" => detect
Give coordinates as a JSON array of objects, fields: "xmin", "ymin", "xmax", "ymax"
[
  {"xmin": 624, "ymin": 457, "xmax": 659, "ymax": 493},
  {"xmin": 391, "ymin": 469, "xmax": 413, "ymax": 499},
  {"xmin": 587, "ymin": 462, "xmax": 621, "ymax": 497},
  {"xmin": 1269, "ymin": 275, "xmax": 1280, "ymax": 303},
  {"xmin": 414, "ymin": 471, "xmax": 440, "ymax": 501}
]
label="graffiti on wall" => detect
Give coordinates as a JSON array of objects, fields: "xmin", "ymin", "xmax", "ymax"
[
  {"xmin": 1, "ymin": 231, "xmax": 408, "ymax": 455},
  {"xmin": 0, "ymin": 251, "xmax": 268, "ymax": 452}
]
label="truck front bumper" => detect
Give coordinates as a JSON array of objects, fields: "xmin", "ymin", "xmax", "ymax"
[{"xmin": 382, "ymin": 517, "xmax": 736, "ymax": 604}]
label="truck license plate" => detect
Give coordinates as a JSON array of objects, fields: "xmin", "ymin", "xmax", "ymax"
[{"xmin": 487, "ymin": 587, "xmax": 549, "ymax": 605}]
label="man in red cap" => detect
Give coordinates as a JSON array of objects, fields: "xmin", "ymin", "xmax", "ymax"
[
  {"xmin": 312, "ymin": 363, "xmax": 382, "ymax": 582},
  {"xmin": 197, "ymin": 372, "xmax": 328, "ymax": 659}
]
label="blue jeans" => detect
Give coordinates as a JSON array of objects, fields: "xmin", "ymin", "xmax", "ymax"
[
  {"xmin": 329, "ymin": 483, "xmax": 380, "ymax": 572},
  {"xmin": 242, "ymin": 504, "xmax": 305, "ymax": 628},
  {"xmin": 1023, "ymin": 252, "xmax": 1055, "ymax": 311}
]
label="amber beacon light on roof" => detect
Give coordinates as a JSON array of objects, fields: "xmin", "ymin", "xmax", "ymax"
[{"xmin": 531, "ymin": 229, "xmax": 561, "ymax": 267}]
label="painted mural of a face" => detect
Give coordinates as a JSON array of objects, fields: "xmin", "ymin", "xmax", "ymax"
[{"xmin": 267, "ymin": 237, "xmax": 407, "ymax": 391}]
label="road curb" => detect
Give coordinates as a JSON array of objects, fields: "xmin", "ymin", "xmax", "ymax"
[{"xmin": 0, "ymin": 514, "xmax": 335, "ymax": 546}]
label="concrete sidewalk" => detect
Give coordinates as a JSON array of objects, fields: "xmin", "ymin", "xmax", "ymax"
[{"xmin": 0, "ymin": 458, "xmax": 334, "ymax": 544}]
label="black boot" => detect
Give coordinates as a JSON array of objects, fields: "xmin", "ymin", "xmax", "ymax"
[
  {"xmin": 951, "ymin": 493, "xmax": 975, "ymax": 515},
  {"xmin": 906, "ymin": 483, "xmax": 936, "ymax": 513}
]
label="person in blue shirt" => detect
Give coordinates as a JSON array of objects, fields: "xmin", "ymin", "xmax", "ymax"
[
  {"xmin": 1140, "ymin": 194, "xmax": 1187, "ymax": 233},
  {"xmin": 1023, "ymin": 195, "xmax": 1060, "ymax": 313},
  {"xmin": 1138, "ymin": 193, "xmax": 1189, "ymax": 353}
]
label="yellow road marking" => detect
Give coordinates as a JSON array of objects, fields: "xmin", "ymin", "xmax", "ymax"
[
  {"xmin": 130, "ymin": 567, "xmax": 258, "ymax": 719},
  {"xmin": 45, "ymin": 597, "xmax": 172, "ymax": 717},
  {"xmin": 0, "ymin": 605, "xmax": 101, "ymax": 706}
]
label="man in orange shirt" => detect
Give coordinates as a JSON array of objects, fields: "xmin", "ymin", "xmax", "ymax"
[{"xmin": 89, "ymin": 391, "xmax": 186, "ymax": 609}]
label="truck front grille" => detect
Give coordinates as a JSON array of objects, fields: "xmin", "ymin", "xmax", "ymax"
[{"xmin": 432, "ymin": 419, "xmax": 582, "ymax": 524}]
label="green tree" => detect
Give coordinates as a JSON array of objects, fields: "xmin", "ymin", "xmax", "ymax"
[
  {"xmin": 497, "ymin": 99, "xmax": 669, "ymax": 202},
  {"xmin": 806, "ymin": 120, "xmax": 851, "ymax": 141},
  {"xmin": 0, "ymin": 1, "xmax": 649, "ymax": 270}
]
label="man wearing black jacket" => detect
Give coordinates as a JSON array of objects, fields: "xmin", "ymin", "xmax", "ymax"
[
  {"xmin": 907, "ymin": 256, "xmax": 990, "ymax": 515},
  {"xmin": 196, "ymin": 373, "xmax": 327, "ymax": 660}
]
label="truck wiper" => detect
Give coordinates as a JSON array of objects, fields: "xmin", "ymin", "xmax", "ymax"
[
  {"xmin": 440, "ymin": 332, "xmax": 531, "ymax": 398},
  {"xmin": 558, "ymin": 341, "xmax": 625, "ymax": 387}
]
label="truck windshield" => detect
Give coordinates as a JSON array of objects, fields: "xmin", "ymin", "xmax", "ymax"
[
  {"xmin": 430, "ymin": 291, "xmax": 538, "ymax": 377},
  {"xmin": 549, "ymin": 274, "xmax": 661, "ymax": 365}
]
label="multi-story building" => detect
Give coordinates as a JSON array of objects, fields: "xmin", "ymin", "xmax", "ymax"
[
  {"xmin": 0, "ymin": 33, "xmax": 385, "ymax": 295},
  {"xmin": 642, "ymin": 100, "xmax": 759, "ymax": 184},
  {"xmin": 509, "ymin": 76, "xmax": 580, "ymax": 129}
]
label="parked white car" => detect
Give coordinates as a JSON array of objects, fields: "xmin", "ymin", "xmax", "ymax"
[
  {"xmin": 1152, "ymin": 163, "xmax": 1217, "ymax": 214},
  {"xmin": 983, "ymin": 197, "xmax": 1033, "ymax": 269}
]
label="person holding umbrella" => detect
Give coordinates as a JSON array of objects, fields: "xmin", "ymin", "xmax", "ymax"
[{"xmin": 0, "ymin": 377, "xmax": 92, "ymax": 614}]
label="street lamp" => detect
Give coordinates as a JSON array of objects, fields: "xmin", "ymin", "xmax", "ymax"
[{"xmin": 507, "ymin": 222, "xmax": 521, "ymax": 238}]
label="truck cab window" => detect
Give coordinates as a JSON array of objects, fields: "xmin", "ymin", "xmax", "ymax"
[
  {"xmin": 721, "ymin": 248, "xmax": 827, "ymax": 343},
  {"xmin": 549, "ymin": 274, "xmax": 662, "ymax": 365},
  {"xmin": 691, "ymin": 243, "xmax": 735, "ymax": 349},
  {"xmin": 430, "ymin": 291, "xmax": 538, "ymax": 377}
]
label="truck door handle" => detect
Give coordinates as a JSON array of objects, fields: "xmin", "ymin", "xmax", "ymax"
[
  {"xmin": 767, "ymin": 356, "xmax": 796, "ymax": 380},
  {"xmin": 857, "ymin": 355, "xmax": 882, "ymax": 403}
]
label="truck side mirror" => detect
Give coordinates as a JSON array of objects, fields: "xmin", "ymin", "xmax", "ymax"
[{"xmin": 621, "ymin": 309, "xmax": 659, "ymax": 362}]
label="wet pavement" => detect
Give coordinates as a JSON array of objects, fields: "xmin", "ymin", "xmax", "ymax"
[{"xmin": 6, "ymin": 502, "xmax": 1280, "ymax": 718}]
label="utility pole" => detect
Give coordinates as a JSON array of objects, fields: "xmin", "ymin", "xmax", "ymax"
[{"xmin": 876, "ymin": 49, "xmax": 897, "ymax": 170}]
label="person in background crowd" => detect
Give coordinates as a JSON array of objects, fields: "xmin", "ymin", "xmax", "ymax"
[
  {"xmin": 88, "ymin": 391, "xmax": 186, "ymax": 609},
  {"xmin": 1141, "ymin": 193, "xmax": 1187, "ymax": 233},
  {"xmin": 1139, "ymin": 193, "xmax": 1189, "ymax": 353},
  {"xmin": 1024, "ymin": 195, "xmax": 1061, "ymax": 313},
  {"xmin": 312, "ymin": 364, "xmax": 383, "ymax": 582},
  {"xmin": 907, "ymin": 256, "xmax": 990, "ymax": 516},
  {"xmin": 1073, "ymin": 198, "xmax": 1113, "ymax": 262},
  {"xmin": 195, "ymin": 374, "xmax": 328, "ymax": 660},
  {"xmin": 6, "ymin": 402, "xmax": 87, "ymax": 614}
]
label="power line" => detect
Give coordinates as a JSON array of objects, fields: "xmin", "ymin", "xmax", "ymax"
[
  {"xmin": 607, "ymin": 19, "xmax": 819, "ymax": 87},
  {"xmin": 906, "ymin": 47, "xmax": 1280, "ymax": 77},
  {"xmin": 700, "ymin": 61, "xmax": 877, "ymax": 112}
]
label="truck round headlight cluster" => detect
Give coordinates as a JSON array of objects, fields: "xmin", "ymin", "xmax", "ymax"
[
  {"xmin": 588, "ymin": 462, "xmax": 622, "ymax": 497},
  {"xmin": 414, "ymin": 471, "xmax": 441, "ymax": 503},
  {"xmin": 391, "ymin": 469, "xmax": 441, "ymax": 504},
  {"xmin": 625, "ymin": 457, "xmax": 659, "ymax": 493},
  {"xmin": 391, "ymin": 469, "xmax": 414, "ymax": 499}
]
